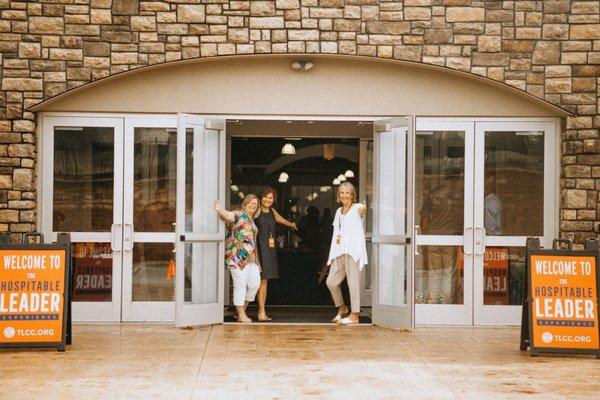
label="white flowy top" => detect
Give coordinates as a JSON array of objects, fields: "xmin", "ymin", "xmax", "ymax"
[{"xmin": 327, "ymin": 203, "xmax": 368, "ymax": 271}]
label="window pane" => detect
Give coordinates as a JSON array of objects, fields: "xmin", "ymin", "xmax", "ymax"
[
  {"xmin": 72, "ymin": 242, "xmax": 113, "ymax": 302},
  {"xmin": 133, "ymin": 128, "xmax": 177, "ymax": 232},
  {"xmin": 415, "ymin": 245, "xmax": 463, "ymax": 304},
  {"xmin": 484, "ymin": 131, "xmax": 544, "ymax": 236},
  {"xmin": 132, "ymin": 242, "xmax": 174, "ymax": 302},
  {"xmin": 482, "ymin": 246, "xmax": 525, "ymax": 306},
  {"xmin": 416, "ymin": 131, "xmax": 465, "ymax": 236},
  {"xmin": 53, "ymin": 127, "xmax": 114, "ymax": 232}
]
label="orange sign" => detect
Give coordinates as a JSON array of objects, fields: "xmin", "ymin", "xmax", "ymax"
[
  {"xmin": 0, "ymin": 249, "xmax": 67, "ymax": 344},
  {"xmin": 530, "ymin": 254, "xmax": 599, "ymax": 350},
  {"xmin": 484, "ymin": 248, "xmax": 509, "ymax": 305}
]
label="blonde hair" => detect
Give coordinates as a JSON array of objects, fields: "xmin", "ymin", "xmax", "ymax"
[
  {"xmin": 241, "ymin": 194, "xmax": 259, "ymax": 217},
  {"xmin": 336, "ymin": 182, "xmax": 357, "ymax": 203}
]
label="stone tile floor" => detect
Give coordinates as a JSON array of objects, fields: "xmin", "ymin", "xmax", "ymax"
[{"xmin": 1, "ymin": 324, "xmax": 599, "ymax": 399}]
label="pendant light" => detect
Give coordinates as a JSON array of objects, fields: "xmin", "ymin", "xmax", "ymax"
[
  {"xmin": 278, "ymin": 172, "xmax": 289, "ymax": 183},
  {"xmin": 281, "ymin": 143, "xmax": 296, "ymax": 155}
]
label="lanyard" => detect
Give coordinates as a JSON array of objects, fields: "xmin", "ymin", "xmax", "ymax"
[{"xmin": 338, "ymin": 204, "xmax": 352, "ymax": 230}]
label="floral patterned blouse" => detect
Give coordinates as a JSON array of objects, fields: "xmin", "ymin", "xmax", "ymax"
[{"xmin": 225, "ymin": 211, "xmax": 259, "ymax": 270}]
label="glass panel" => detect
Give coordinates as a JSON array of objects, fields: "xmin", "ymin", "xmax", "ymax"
[
  {"xmin": 415, "ymin": 131, "xmax": 465, "ymax": 236},
  {"xmin": 377, "ymin": 128, "xmax": 407, "ymax": 236},
  {"xmin": 482, "ymin": 246, "xmax": 526, "ymax": 306},
  {"xmin": 53, "ymin": 127, "xmax": 114, "ymax": 232},
  {"xmin": 184, "ymin": 242, "xmax": 218, "ymax": 304},
  {"xmin": 71, "ymin": 242, "xmax": 112, "ymax": 302},
  {"xmin": 377, "ymin": 244, "xmax": 407, "ymax": 306},
  {"xmin": 132, "ymin": 243, "xmax": 174, "ymax": 301},
  {"xmin": 134, "ymin": 128, "xmax": 176, "ymax": 232},
  {"xmin": 415, "ymin": 245, "xmax": 463, "ymax": 304},
  {"xmin": 366, "ymin": 140, "xmax": 373, "ymax": 233},
  {"xmin": 185, "ymin": 127, "xmax": 220, "ymax": 234},
  {"xmin": 484, "ymin": 131, "xmax": 544, "ymax": 236}
]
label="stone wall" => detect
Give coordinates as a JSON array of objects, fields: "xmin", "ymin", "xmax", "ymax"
[{"xmin": 0, "ymin": 0, "xmax": 599, "ymax": 244}]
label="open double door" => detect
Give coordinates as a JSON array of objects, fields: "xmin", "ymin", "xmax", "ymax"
[{"xmin": 174, "ymin": 114, "xmax": 415, "ymax": 329}]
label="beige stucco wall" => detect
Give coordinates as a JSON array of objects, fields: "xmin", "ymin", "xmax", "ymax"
[{"xmin": 36, "ymin": 56, "xmax": 565, "ymax": 117}]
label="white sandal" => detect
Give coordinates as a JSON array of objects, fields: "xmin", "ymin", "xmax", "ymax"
[
  {"xmin": 332, "ymin": 314, "xmax": 343, "ymax": 323},
  {"xmin": 339, "ymin": 317, "xmax": 358, "ymax": 325}
]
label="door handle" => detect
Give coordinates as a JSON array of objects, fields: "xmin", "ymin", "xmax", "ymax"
[
  {"xmin": 413, "ymin": 225, "xmax": 420, "ymax": 255},
  {"xmin": 474, "ymin": 227, "xmax": 486, "ymax": 255},
  {"xmin": 124, "ymin": 223, "xmax": 134, "ymax": 252},
  {"xmin": 463, "ymin": 226, "xmax": 473, "ymax": 255},
  {"xmin": 110, "ymin": 224, "xmax": 122, "ymax": 252}
]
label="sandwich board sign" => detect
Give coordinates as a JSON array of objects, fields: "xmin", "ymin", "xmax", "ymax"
[
  {"xmin": 0, "ymin": 236, "xmax": 71, "ymax": 351},
  {"xmin": 521, "ymin": 238, "xmax": 600, "ymax": 358}
]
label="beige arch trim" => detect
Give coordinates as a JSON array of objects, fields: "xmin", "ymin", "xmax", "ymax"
[
  {"xmin": 32, "ymin": 54, "xmax": 569, "ymax": 117},
  {"xmin": 265, "ymin": 144, "xmax": 358, "ymax": 175}
]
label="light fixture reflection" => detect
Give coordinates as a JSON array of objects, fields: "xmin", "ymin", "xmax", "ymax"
[
  {"xmin": 333, "ymin": 178, "xmax": 341, "ymax": 185},
  {"xmin": 281, "ymin": 143, "xmax": 296, "ymax": 155},
  {"xmin": 344, "ymin": 170, "xmax": 354, "ymax": 178},
  {"xmin": 337, "ymin": 174, "xmax": 347, "ymax": 182},
  {"xmin": 230, "ymin": 185, "xmax": 239, "ymax": 191}
]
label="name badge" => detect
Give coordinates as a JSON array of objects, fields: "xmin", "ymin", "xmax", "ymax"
[{"xmin": 336, "ymin": 234, "xmax": 341, "ymax": 245}]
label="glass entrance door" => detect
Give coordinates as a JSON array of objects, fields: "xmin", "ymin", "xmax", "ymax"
[
  {"xmin": 174, "ymin": 114, "xmax": 226, "ymax": 327},
  {"xmin": 414, "ymin": 119, "xmax": 556, "ymax": 325},
  {"xmin": 42, "ymin": 116, "xmax": 179, "ymax": 322},
  {"xmin": 41, "ymin": 117, "xmax": 124, "ymax": 322},
  {"xmin": 371, "ymin": 117, "xmax": 415, "ymax": 329},
  {"xmin": 122, "ymin": 117, "xmax": 178, "ymax": 321},
  {"xmin": 473, "ymin": 121, "xmax": 556, "ymax": 325},
  {"xmin": 414, "ymin": 121, "xmax": 474, "ymax": 325}
]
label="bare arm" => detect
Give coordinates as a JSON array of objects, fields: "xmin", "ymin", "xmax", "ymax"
[
  {"xmin": 213, "ymin": 200, "xmax": 236, "ymax": 224},
  {"xmin": 272, "ymin": 208, "xmax": 297, "ymax": 230}
]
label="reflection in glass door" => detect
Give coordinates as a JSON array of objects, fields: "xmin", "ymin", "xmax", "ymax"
[
  {"xmin": 414, "ymin": 119, "xmax": 557, "ymax": 326},
  {"xmin": 414, "ymin": 121, "xmax": 474, "ymax": 325},
  {"xmin": 41, "ymin": 117, "xmax": 124, "ymax": 322},
  {"xmin": 473, "ymin": 121, "xmax": 556, "ymax": 325},
  {"xmin": 123, "ymin": 118, "xmax": 177, "ymax": 321}
]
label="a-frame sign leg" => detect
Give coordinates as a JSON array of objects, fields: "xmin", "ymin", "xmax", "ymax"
[{"xmin": 520, "ymin": 237, "xmax": 540, "ymax": 352}]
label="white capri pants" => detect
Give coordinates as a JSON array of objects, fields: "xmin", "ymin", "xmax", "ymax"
[{"xmin": 229, "ymin": 263, "xmax": 261, "ymax": 306}]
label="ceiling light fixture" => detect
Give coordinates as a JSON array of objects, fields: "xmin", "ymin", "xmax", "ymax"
[
  {"xmin": 344, "ymin": 170, "xmax": 354, "ymax": 178},
  {"xmin": 337, "ymin": 174, "xmax": 347, "ymax": 182},
  {"xmin": 333, "ymin": 178, "xmax": 341, "ymax": 185},
  {"xmin": 230, "ymin": 185, "xmax": 239, "ymax": 192},
  {"xmin": 290, "ymin": 61, "xmax": 314, "ymax": 72},
  {"xmin": 278, "ymin": 172, "xmax": 289, "ymax": 183},
  {"xmin": 281, "ymin": 143, "xmax": 296, "ymax": 155}
]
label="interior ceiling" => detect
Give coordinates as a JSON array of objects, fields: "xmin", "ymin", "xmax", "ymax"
[
  {"xmin": 231, "ymin": 136, "xmax": 359, "ymax": 186},
  {"xmin": 227, "ymin": 119, "xmax": 373, "ymax": 138}
]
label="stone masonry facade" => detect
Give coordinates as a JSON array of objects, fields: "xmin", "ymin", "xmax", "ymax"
[{"xmin": 0, "ymin": 0, "xmax": 599, "ymax": 245}]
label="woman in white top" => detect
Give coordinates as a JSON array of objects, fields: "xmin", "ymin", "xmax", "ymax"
[{"xmin": 326, "ymin": 182, "xmax": 367, "ymax": 325}]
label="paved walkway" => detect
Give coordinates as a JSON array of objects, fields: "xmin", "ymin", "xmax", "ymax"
[{"xmin": 2, "ymin": 324, "xmax": 599, "ymax": 399}]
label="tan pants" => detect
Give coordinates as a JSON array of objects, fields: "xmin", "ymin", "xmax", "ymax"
[{"xmin": 326, "ymin": 255, "xmax": 361, "ymax": 313}]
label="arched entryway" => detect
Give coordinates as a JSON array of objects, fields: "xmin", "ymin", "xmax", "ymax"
[{"xmin": 35, "ymin": 56, "xmax": 565, "ymax": 327}]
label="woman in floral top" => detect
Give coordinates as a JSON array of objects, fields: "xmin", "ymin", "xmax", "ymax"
[{"xmin": 214, "ymin": 194, "xmax": 261, "ymax": 323}]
